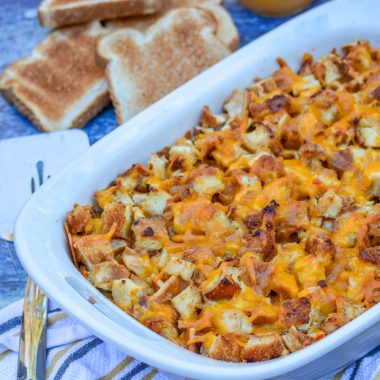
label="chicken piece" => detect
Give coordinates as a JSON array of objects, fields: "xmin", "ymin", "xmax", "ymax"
[
  {"xmin": 102, "ymin": 202, "xmax": 131, "ymax": 238},
  {"xmin": 213, "ymin": 309, "xmax": 252, "ymax": 335},
  {"xmin": 67, "ymin": 205, "xmax": 94, "ymax": 234},
  {"xmin": 172, "ymin": 285, "xmax": 202, "ymax": 320},
  {"xmin": 278, "ymin": 297, "xmax": 311, "ymax": 328},
  {"xmin": 88, "ymin": 260, "xmax": 129, "ymax": 291},
  {"xmin": 163, "ymin": 257, "xmax": 195, "ymax": 282},
  {"xmin": 112, "ymin": 277, "xmax": 151, "ymax": 310},
  {"xmin": 203, "ymin": 333, "xmax": 242, "ymax": 362},
  {"xmin": 359, "ymin": 246, "xmax": 380, "ymax": 265},
  {"xmin": 202, "ymin": 266, "xmax": 240, "ymax": 300},
  {"xmin": 132, "ymin": 217, "xmax": 169, "ymax": 252},
  {"xmin": 74, "ymin": 234, "xmax": 114, "ymax": 270},
  {"xmin": 144, "ymin": 317, "xmax": 178, "ymax": 340},
  {"xmin": 241, "ymin": 332, "xmax": 285, "ymax": 362}
]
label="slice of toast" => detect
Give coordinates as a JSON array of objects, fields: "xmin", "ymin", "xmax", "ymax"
[
  {"xmin": 39, "ymin": 0, "xmax": 166, "ymax": 28},
  {"xmin": 0, "ymin": 22, "xmax": 109, "ymax": 132},
  {"xmin": 107, "ymin": 1, "xmax": 239, "ymax": 52},
  {"xmin": 98, "ymin": 8, "xmax": 231, "ymax": 124}
]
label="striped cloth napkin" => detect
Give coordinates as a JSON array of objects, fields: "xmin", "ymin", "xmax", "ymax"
[{"xmin": 0, "ymin": 299, "xmax": 379, "ymax": 380}]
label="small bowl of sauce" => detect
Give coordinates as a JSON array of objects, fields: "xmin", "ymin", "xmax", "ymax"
[{"xmin": 240, "ymin": 0, "xmax": 313, "ymax": 17}]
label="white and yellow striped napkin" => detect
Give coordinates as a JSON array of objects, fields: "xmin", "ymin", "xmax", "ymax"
[{"xmin": 0, "ymin": 298, "xmax": 379, "ymax": 380}]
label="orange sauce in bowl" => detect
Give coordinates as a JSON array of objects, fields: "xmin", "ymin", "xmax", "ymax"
[{"xmin": 240, "ymin": 0, "xmax": 312, "ymax": 17}]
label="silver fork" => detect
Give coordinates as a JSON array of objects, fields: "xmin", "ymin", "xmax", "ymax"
[
  {"xmin": 17, "ymin": 161, "xmax": 48, "ymax": 380},
  {"xmin": 17, "ymin": 279, "xmax": 48, "ymax": 380}
]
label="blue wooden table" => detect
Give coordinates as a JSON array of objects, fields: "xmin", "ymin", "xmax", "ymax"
[{"xmin": 0, "ymin": 0, "xmax": 330, "ymax": 308}]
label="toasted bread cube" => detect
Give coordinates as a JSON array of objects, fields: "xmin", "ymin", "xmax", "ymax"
[
  {"xmin": 193, "ymin": 174, "xmax": 224, "ymax": 197},
  {"xmin": 200, "ymin": 106, "xmax": 227, "ymax": 129},
  {"xmin": 112, "ymin": 277, "xmax": 150, "ymax": 310},
  {"xmin": 243, "ymin": 125, "xmax": 273, "ymax": 153},
  {"xmin": 140, "ymin": 191, "xmax": 171, "ymax": 216},
  {"xmin": 148, "ymin": 154, "xmax": 167, "ymax": 180},
  {"xmin": 151, "ymin": 248, "xmax": 169, "ymax": 270},
  {"xmin": 204, "ymin": 333, "xmax": 241, "ymax": 362},
  {"xmin": 163, "ymin": 257, "xmax": 195, "ymax": 282},
  {"xmin": 317, "ymin": 189, "xmax": 343, "ymax": 218},
  {"xmin": 282, "ymin": 326, "xmax": 315, "ymax": 353},
  {"xmin": 172, "ymin": 285, "xmax": 202, "ymax": 319},
  {"xmin": 102, "ymin": 202, "xmax": 131, "ymax": 238},
  {"xmin": 132, "ymin": 217, "xmax": 168, "ymax": 251},
  {"xmin": 122, "ymin": 249, "xmax": 155, "ymax": 277},
  {"xmin": 202, "ymin": 267, "xmax": 240, "ymax": 300},
  {"xmin": 74, "ymin": 234, "xmax": 114, "ymax": 270},
  {"xmin": 358, "ymin": 115, "xmax": 380, "ymax": 148},
  {"xmin": 169, "ymin": 139, "xmax": 197, "ymax": 170},
  {"xmin": 144, "ymin": 317, "xmax": 178, "ymax": 340},
  {"xmin": 241, "ymin": 332, "xmax": 285, "ymax": 362},
  {"xmin": 359, "ymin": 246, "xmax": 380, "ymax": 265},
  {"xmin": 150, "ymin": 275, "xmax": 187, "ymax": 302},
  {"xmin": 88, "ymin": 260, "xmax": 129, "ymax": 291},
  {"xmin": 223, "ymin": 89, "xmax": 248, "ymax": 118},
  {"xmin": 213, "ymin": 309, "xmax": 252, "ymax": 335},
  {"xmin": 337, "ymin": 296, "xmax": 366, "ymax": 320},
  {"xmin": 67, "ymin": 205, "xmax": 94, "ymax": 234},
  {"xmin": 278, "ymin": 297, "xmax": 311, "ymax": 328},
  {"xmin": 364, "ymin": 162, "xmax": 380, "ymax": 197}
]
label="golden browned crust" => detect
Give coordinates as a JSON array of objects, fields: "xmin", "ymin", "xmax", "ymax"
[
  {"xmin": 278, "ymin": 297, "xmax": 311, "ymax": 327},
  {"xmin": 0, "ymin": 23, "xmax": 109, "ymax": 132},
  {"xmin": 39, "ymin": 0, "xmax": 166, "ymax": 28},
  {"xmin": 241, "ymin": 333, "xmax": 285, "ymax": 362},
  {"xmin": 98, "ymin": 8, "xmax": 230, "ymax": 124}
]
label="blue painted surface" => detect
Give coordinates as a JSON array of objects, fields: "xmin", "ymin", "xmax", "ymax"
[{"xmin": 0, "ymin": 0, "xmax": 330, "ymax": 307}]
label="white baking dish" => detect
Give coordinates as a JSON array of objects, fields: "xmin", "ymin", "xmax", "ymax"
[{"xmin": 14, "ymin": 0, "xmax": 380, "ymax": 378}]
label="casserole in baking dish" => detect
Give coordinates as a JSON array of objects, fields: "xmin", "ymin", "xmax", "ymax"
[
  {"xmin": 14, "ymin": 0, "xmax": 380, "ymax": 378},
  {"xmin": 66, "ymin": 39, "xmax": 380, "ymax": 364}
]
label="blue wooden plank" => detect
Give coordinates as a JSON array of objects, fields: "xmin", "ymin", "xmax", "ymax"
[{"xmin": 0, "ymin": 0, "xmax": 330, "ymax": 306}]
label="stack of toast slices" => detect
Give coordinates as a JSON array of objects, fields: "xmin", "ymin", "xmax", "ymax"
[{"xmin": 0, "ymin": 0, "xmax": 239, "ymax": 132}]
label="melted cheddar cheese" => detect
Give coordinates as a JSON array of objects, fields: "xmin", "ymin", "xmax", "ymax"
[{"xmin": 66, "ymin": 41, "xmax": 380, "ymax": 363}]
